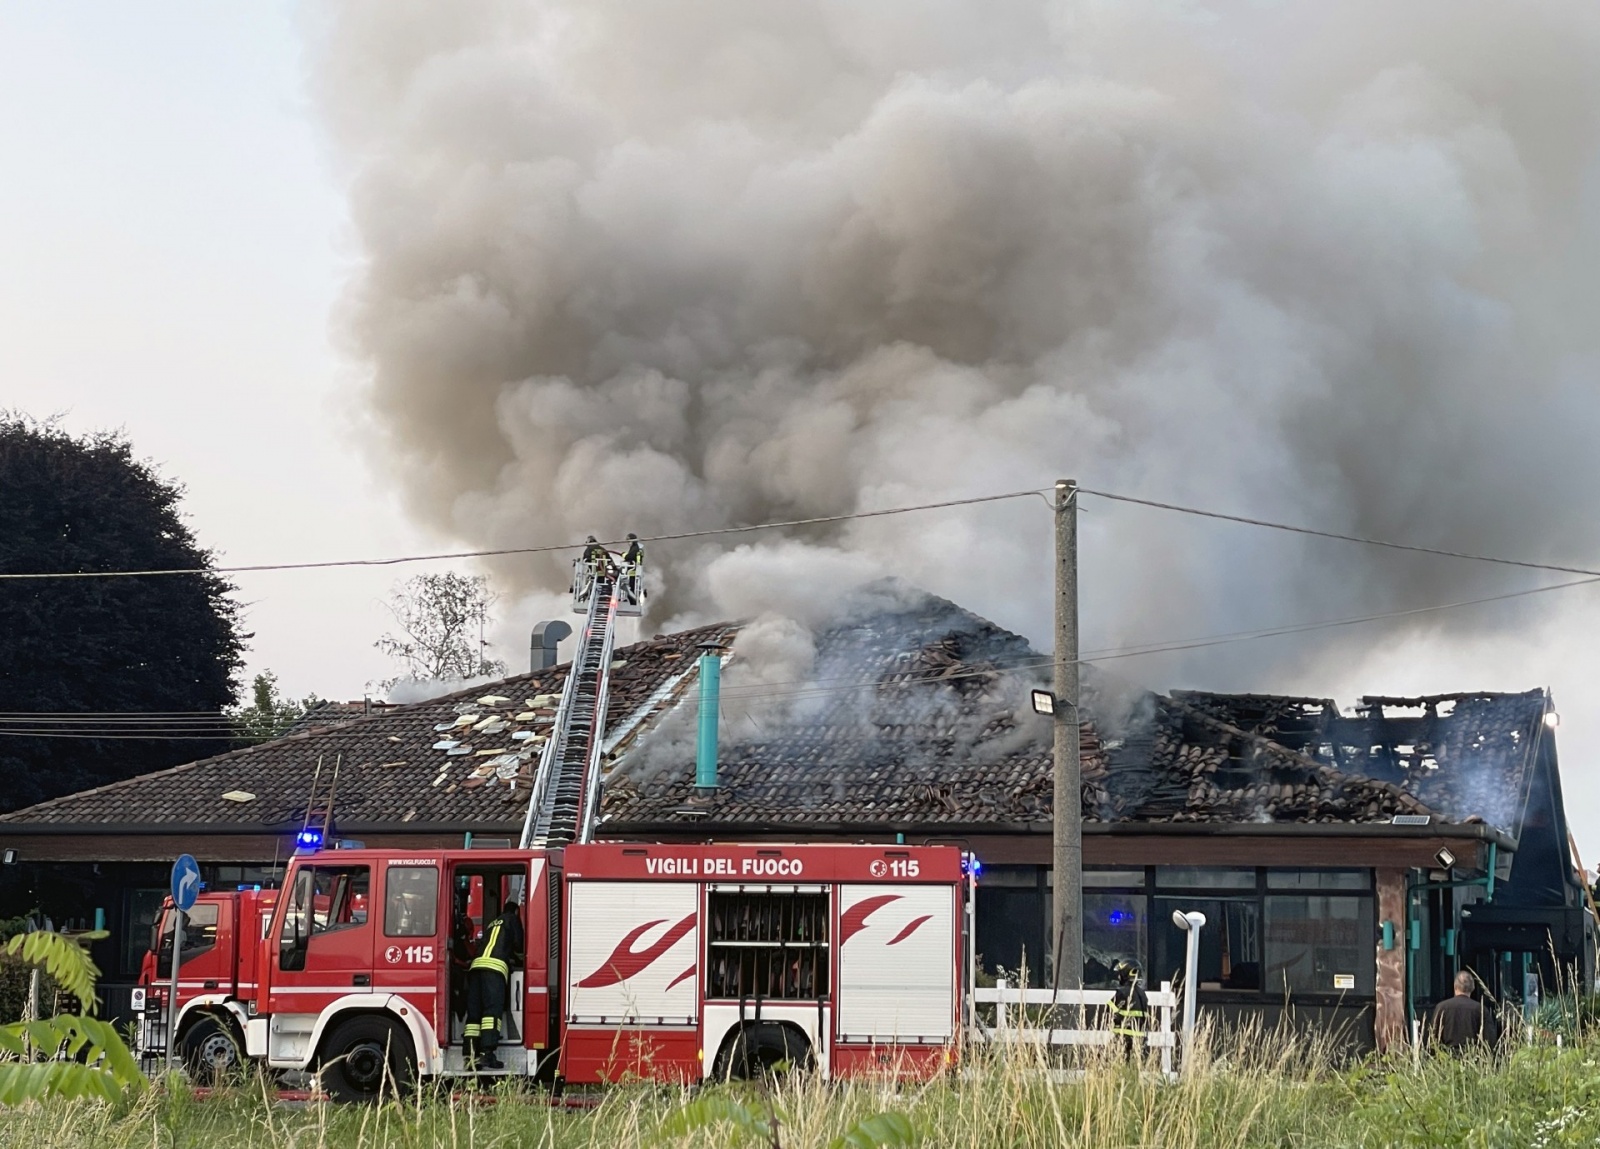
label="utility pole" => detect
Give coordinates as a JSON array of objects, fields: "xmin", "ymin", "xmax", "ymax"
[{"xmin": 1051, "ymin": 478, "xmax": 1082, "ymax": 989}]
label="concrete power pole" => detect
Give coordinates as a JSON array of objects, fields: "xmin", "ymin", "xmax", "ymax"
[{"xmin": 1051, "ymin": 478, "xmax": 1082, "ymax": 989}]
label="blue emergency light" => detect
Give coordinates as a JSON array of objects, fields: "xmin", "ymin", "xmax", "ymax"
[
  {"xmin": 962, "ymin": 853, "xmax": 983, "ymax": 879},
  {"xmin": 296, "ymin": 828, "xmax": 323, "ymax": 850}
]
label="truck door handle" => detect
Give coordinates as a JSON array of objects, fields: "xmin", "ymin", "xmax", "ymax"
[
  {"xmin": 203, "ymin": 980, "xmax": 218, "ymax": 990},
  {"xmin": 353, "ymin": 974, "xmax": 370, "ymax": 987}
]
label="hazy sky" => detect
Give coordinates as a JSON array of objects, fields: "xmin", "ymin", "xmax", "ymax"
[
  {"xmin": 0, "ymin": 2, "xmax": 442, "ymax": 701},
  {"xmin": 4, "ymin": 3, "xmax": 1599, "ymax": 857}
]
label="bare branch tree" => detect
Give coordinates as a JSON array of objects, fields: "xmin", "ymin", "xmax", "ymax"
[{"xmin": 375, "ymin": 573, "xmax": 507, "ymax": 686}]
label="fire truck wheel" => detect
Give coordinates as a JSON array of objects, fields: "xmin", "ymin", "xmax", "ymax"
[
  {"xmin": 179, "ymin": 1015, "xmax": 245, "ymax": 1084},
  {"xmin": 319, "ymin": 1016, "xmax": 416, "ymax": 1104},
  {"xmin": 717, "ymin": 1023, "xmax": 813, "ymax": 1081}
]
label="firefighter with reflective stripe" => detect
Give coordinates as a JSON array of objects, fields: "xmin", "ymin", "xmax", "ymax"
[
  {"xmin": 464, "ymin": 900, "xmax": 524, "ymax": 1069},
  {"xmin": 1108, "ymin": 959, "xmax": 1148, "ymax": 1058},
  {"xmin": 620, "ymin": 533, "xmax": 644, "ymax": 608}
]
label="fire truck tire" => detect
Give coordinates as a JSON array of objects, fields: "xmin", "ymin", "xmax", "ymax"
[
  {"xmin": 179, "ymin": 1014, "xmax": 245, "ymax": 1085},
  {"xmin": 318, "ymin": 1016, "xmax": 416, "ymax": 1103},
  {"xmin": 715, "ymin": 1023, "xmax": 813, "ymax": 1081}
]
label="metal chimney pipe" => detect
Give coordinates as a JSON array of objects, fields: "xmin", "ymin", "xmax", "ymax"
[
  {"xmin": 530, "ymin": 620, "xmax": 572, "ymax": 672},
  {"xmin": 695, "ymin": 643, "xmax": 724, "ymax": 791}
]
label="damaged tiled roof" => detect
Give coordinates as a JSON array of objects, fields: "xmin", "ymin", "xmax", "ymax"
[
  {"xmin": 603, "ymin": 587, "xmax": 1077, "ymax": 828},
  {"xmin": 0, "ymin": 624, "xmax": 735, "ymax": 832},
  {"xmin": 1088, "ymin": 688, "xmax": 1549, "ymax": 833},
  {"xmin": 0, "ymin": 580, "xmax": 1553, "ymax": 839}
]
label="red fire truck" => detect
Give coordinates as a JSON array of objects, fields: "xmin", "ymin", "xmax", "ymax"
[
  {"xmin": 139, "ymin": 840, "xmax": 970, "ymax": 1098},
  {"xmin": 134, "ymin": 547, "xmax": 974, "ymax": 1098}
]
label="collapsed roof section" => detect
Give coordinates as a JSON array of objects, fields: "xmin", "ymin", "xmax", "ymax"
[{"xmin": 1091, "ymin": 689, "xmax": 1551, "ymax": 835}]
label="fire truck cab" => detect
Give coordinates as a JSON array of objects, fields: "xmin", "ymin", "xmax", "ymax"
[
  {"xmin": 137, "ymin": 840, "xmax": 969, "ymax": 1099},
  {"xmin": 135, "ymin": 886, "xmax": 277, "ymax": 1081}
]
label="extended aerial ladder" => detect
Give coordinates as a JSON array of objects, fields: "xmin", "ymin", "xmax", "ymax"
[{"xmin": 519, "ymin": 541, "xmax": 644, "ymax": 849}]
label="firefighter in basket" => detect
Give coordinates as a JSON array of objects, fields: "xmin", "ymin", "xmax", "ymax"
[
  {"xmin": 620, "ymin": 532, "xmax": 644, "ymax": 608},
  {"xmin": 464, "ymin": 899, "xmax": 524, "ymax": 1069},
  {"xmin": 572, "ymin": 535, "xmax": 618, "ymax": 604},
  {"xmin": 1108, "ymin": 958, "xmax": 1149, "ymax": 1058}
]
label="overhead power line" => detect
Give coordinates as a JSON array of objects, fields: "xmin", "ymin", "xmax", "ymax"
[
  {"xmin": 1079, "ymin": 488, "xmax": 1600, "ymax": 580},
  {"xmin": 6, "ymin": 569, "xmax": 1596, "ymax": 738},
  {"xmin": 4, "ymin": 481, "xmax": 1598, "ymax": 583},
  {"xmin": 0, "ymin": 488, "xmax": 1049, "ymax": 581}
]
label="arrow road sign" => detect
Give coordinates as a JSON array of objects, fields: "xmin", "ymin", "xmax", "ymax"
[{"xmin": 171, "ymin": 853, "xmax": 201, "ymax": 912}]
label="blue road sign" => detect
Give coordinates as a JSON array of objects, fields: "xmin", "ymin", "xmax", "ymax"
[{"xmin": 171, "ymin": 853, "xmax": 201, "ymax": 912}]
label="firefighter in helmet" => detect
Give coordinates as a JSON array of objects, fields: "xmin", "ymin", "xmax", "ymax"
[
  {"xmin": 583, "ymin": 535, "xmax": 614, "ymax": 576},
  {"xmin": 464, "ymin": 898, "xmax": 524, "ymax": 1069},
  {"xmin": 1108, "ymin": 958, "xmax": 1148, "ymax": 1058},
  {"xmin": 621, "ymin": 532, "xmax": 644, "ymax": 607}
]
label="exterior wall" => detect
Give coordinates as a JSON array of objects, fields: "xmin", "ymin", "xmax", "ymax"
[{"xmin": 1374, "ymin": 868, "xmax": 1407, "ymax": 1051}]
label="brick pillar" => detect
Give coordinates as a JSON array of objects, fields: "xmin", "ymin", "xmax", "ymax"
[{"xmin": 1375, "ymin": 868, "xmax": 1408, "ymax": 1051}]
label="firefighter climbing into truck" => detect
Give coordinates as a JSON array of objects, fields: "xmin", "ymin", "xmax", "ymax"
[
  {"xmin": 464, "ymin": 899, "xmax": 524, "ymax": 1068},
  {"xmin": 131, "ymin": 531, "xmax": 973, "ymax": 1098}
]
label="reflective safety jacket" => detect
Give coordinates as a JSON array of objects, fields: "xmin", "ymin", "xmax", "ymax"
[{"xmin": 470, "ymin": 909, "xmax": 525, "ymax": 978}]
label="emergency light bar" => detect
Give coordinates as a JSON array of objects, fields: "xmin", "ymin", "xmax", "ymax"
[{"xmin": 296, "ymin": 828, "xmax": 323, "ymax": 850}]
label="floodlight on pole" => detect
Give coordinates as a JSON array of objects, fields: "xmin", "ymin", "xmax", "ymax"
[{"xmin": 1031, "ymin": 689, "xmax": 1056, "ymax": 716}]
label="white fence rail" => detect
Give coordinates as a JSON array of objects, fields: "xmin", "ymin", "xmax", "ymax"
[{"xmin": 969, "ymin": 980, "xmax": 1180, "ymax": 1079}]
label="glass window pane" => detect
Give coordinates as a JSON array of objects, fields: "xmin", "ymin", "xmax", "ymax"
[
  {"xmin": 981, "ymin": 865, "xmax": 1043, "ymax": 888},
  {"xmin": 1265, "ymin": 895, "xmax": 1374, "ymax": 995},
  {"xmin": 297, "ymin": 867, "xmax": 371, "ymax": 934},
  {"xmin": 157, "ymin": 903, "xmax": 220, "ymax": 964},
  {"xmin": 125, "ymin": 889, "xmax": 166, "ymax": 976},
  {"xmin": 385, "ymin": 865, "xmax": 440, "ymax": 937},
  {"xmin": 1154, "ymin": 898, "xmax": 1262, "ymax": 990},
  {"xmin": 1155, "ymin": 867, "xmax": 1255, "ymax": 890},
  {"xmin": 1265, "ymin": 869, "xmax": 1370, "ymax": 891},
  {"xmin": 1083, "ymin": 893, "xmax": 1147, "ymax": 988},
  {"xmin": 1084, "ymin": 869, "xmax": 1145, "ymax": 888}
]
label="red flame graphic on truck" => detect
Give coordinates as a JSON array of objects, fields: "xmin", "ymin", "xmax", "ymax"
[
  {"xmin": 577, "ymin": 912, "xmax": 697, "ymax": 988},
  {"xmin": 839, "ymin": 895, "xmax": 929, "ymax": 946}
]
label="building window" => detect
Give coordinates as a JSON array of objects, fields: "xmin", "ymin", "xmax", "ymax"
[
  {"xmin": 384, "ymin": 865, "xmax": 439, "ymax": 938},
  {"xmin": 1083, "ymin": 869, "xmax": 1145, "ymax": 888},
  {"xmin": 1154, "ymin": 898, "xmax": 1262, "ymax": 990},
  {"xmin": 123, "ymin": 889, "xmax": 166, "ymax": 977},
  {"xmin": 1155, "ymin": 867, "xmax": 1254, "ymax": 890},
  {"xmin": 1265, "ymin": 895, "xmax": 1375, "ymax": 995},
  {"xmin": 1266, "ymin": 869, "xmax": 1371, "ymax": 891},
  {"xmin": 1084, "ymin": 893, "xmax": 1147, "ymax": 987}
]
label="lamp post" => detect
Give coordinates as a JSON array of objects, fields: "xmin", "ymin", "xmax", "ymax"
[{"xmin": 1171, "ymin": 909, "xmax": 1207, "ymax": 1065}]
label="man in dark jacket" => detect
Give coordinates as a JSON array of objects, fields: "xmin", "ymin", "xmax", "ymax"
[
  {"xmin": 1431, "ymin": 969, "xmax": 1500, "ymax": 1052},
  {"xmin": 464, "ymin": 900, "xmax": 525, "ymax": 1069}
]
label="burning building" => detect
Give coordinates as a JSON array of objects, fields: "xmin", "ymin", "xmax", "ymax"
[{"xmin": 0, "ymin": 587, "xmax": 1591, "ymax": 1048}]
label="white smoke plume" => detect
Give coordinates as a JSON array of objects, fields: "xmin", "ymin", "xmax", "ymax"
[{"xmin": 309, "ymin": 1, "xmax": 1600, "ymax": 687}]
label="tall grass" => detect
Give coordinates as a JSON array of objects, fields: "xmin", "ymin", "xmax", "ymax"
[{"xmin": 4, "ymin": 1023, "xmax": 1598, "ymax": 1148}]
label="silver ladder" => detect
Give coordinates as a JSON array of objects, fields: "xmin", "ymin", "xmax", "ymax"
[{"xmin": 519, "ymin": 572, "xmax": 622, "ymax": 848}]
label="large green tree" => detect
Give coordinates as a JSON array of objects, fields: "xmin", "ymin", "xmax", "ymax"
[{"xmin": 0, "ymin": 416, "xmax": 244, "ymax": 813}]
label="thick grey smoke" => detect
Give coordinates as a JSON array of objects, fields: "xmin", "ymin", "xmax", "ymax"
[{"xmin": 310, "ymin": 0, "xmax": 1600, "ymax": 685}]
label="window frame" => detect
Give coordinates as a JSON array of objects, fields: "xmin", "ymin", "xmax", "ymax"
[{"xmin": 384, "ymin": 864, "xmax": 440, "ymax": 938}]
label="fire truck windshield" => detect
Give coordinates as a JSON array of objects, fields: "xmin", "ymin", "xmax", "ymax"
[
  {"xmin": 281, "ymin": 865, "xmax": 369, "ymax": 939},
  {"xmin": 155, "ymin": 902, "xmax": 219, "ymax": 964}
]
